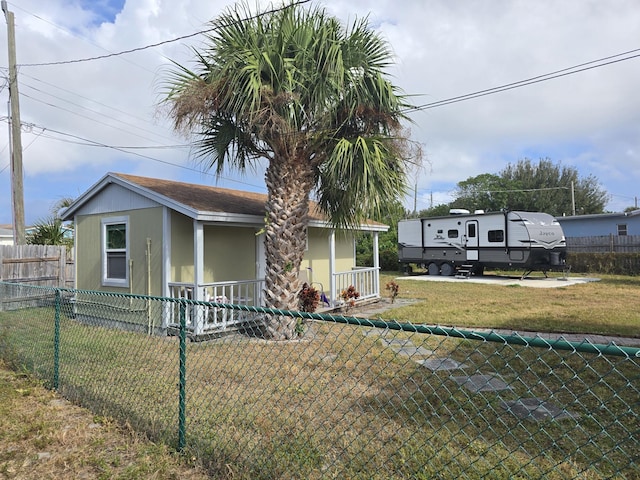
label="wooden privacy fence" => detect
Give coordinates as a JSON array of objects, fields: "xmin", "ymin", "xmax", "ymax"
[
  {"xmin": 0, "ymin": 245, "xmax": 74, "ymax": 288},
  {"xmin": 566, "ymin": 235, "xmax": 640, "ymax": 253}
]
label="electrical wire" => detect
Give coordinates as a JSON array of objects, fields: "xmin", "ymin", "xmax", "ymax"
[
  {"xmin": 407, "ymin": 48, "xmax": 640, "ymax": 112},
  {"xmin": 0, "ymin": 116, "xmax": 267, "ymax": 191},
  {"xmin": 18, "ymin": 0, "xmax": 311, "ymax": 68},
  {"xmin": 19, "ymin": 83, "xmax": 187, "ymax": 147},
  {"xmin": 7, "ymin": 2, "xmax": 158, "ymax": 75},
  {"xmin": 18, "ymin": 71, "xmax": 168, "ymax": 129}
]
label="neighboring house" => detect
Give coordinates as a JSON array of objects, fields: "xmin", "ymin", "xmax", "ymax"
[
  {"xmin": 0, "ymin": 225, "xmax": 13, "ymax": 246},
  {"xmin": 556, "ymin": 210, "xmax": 640, "ymax": 237},
  {"xmin": 62, "ymin": 172, "xmax": 388, "ymax": 337}
]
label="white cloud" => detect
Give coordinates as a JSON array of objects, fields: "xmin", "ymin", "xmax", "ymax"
[{"xmin": 1, "ymin": 0, "xmax": 639, "ymax": 225}]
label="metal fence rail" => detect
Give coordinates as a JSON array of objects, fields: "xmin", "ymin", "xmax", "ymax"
[{"xmin": 0, "ymin": 281, "xmax": 638, "ymax": 479}]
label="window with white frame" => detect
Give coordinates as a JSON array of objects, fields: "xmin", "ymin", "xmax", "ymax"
[
  {"xmin": 617, "ymin": 223, "xmax": 628, "ymax": 236},
  {"xmin": 102, "ymin": 216, "xmax": 129, "ymax": 287}
]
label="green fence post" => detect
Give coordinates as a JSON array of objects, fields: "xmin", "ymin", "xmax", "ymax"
[
  {"xmin": 178, "ymin": 303, "xmax": 186, "ymax": 451},
  {"xmin": 53, "ymin": 289, "xmax": 61, "ymax": 390}
]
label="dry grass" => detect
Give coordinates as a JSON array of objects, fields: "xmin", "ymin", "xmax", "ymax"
[
  {"xmin": 0, "ymin": 274, "xmax": 638, "ymax": 479},
  {"xmin": 0, "ymin": 361, "xmax": 209, "ymax": 480},
  {"xmin": 380, "ymin": 272, "xmax": 640, "ymax": 338}
]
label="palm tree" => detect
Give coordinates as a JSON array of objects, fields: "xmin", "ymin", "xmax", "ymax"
[
  {"xmin": 164, "ymin": 1, "xmax": 417, "ymax": 339},
  {"xmin": 26, "ymin": 197, "xmax": 74, "ymax": 248}
]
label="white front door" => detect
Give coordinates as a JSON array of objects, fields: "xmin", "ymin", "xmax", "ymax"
[{"xmin": 466, "ymin": 221, "xmax": 479, "ymax": 261}]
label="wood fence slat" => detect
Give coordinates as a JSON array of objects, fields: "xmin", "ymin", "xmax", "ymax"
[
  {"xmin": 3, "ymin": 256, "xmax": 61, "ymax": 264},
  {"xmin": 0, "ymin": 245, "xmax": 74, "ymax": 287},
  {"xmin": 566, "ymin": 234, "xmax": 640, "ymax": 253}
]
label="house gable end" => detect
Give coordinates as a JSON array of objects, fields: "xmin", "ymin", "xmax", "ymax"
[{"xmin": 73, "ymin": 183, "xmax": 162, "ymax": 216}]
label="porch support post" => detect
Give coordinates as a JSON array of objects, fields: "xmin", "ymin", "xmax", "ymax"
[
  {"xmin": 193, "ymin": 220, "xmax": 205, "ymax": 335},
  {"xmin": 373, "ymin": 231, "xmax": 380, "ymax": 298},
  {"xmin": 161, "ymin": 207, "xmax": 171, "ymax": 328},
  {"xmin": 329, "ymin": 229, "xmax": 336, "ymax": 307}
]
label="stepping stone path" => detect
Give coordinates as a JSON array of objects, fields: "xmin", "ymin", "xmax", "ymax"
[
  {"xmin": 501, "ymin": 398, "xmax": 579, "ymax": 420},
  {"xmin": 452, "ymin": 374, "xmax": 512, "ymax": 392},
  {"xmin": 373, "ymin": 331, "xmax": 578, "ymax": 422},
  {"xmin": 418, "ymin": 358, "xmax": 466, "ymax": 371}
]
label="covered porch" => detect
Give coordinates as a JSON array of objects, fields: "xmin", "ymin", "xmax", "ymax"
[{"xmin": 165, "ymin": 219, "xmax": 385, "ymax": 336}]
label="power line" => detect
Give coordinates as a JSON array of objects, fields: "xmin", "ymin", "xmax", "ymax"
[
  {"xmin": 7, "ymin": 2, "xmax": 158, "ymax": 75},
  {"xmin": 17, "ymin": 0, "xmax": 311, "ymax": 68},
  {"xmin": 407, "ymin": 48, "xmax": 640, "ymax": 112},
  {"xmin": 0, "ymin": 116, "xmax": 267, "ymax": 191},
  {"xmin": 462, "ymin": 186, "xmax": 570, "ymax": 194},
  {"xmin": 18, "ymin": 71, "xmax": 167, "ymax": 128},
  {"xmin": 19, "ymin": 85, "xmax": 187, "ymax": 146}
]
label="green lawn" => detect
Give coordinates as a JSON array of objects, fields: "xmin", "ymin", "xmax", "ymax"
[
  {"xmin": 0, "ymin": 276, "xmax": 638, "ymax": 479},
  {"xmin": 380, "ymin": 272, "xmax": 640, "ymax": 338}
]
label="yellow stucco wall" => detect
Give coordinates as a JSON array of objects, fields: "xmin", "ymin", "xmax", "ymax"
[
  {"xmin": 203, "ymin": 225, "xmax": 256, "ymax": 282},
  {"xmin": 170, "ymin": 211, "xmax": 194, "ymax": 283},
  {"xmin": 300, "ymin": 228, "xmax": 355, "ymax": 289},
  {"xmin": 75, "ymin": 207, "xmax": 163, "ymax": 296},
  {"xmin": 77, "ymin": 206, "xmax": 357, "ymax": 294}
]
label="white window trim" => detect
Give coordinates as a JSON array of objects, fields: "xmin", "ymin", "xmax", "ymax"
[
  {"xmin": 102, "ymin": 215, "xmax": 130, "ymax": 288},
  {"xmin": 617, "ymin": 223, "xmax": 628, "ymax": 236}
]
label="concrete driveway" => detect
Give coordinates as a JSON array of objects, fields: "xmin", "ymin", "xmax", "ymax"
[{"xmin": 397, "ymin": 273, "xmax": 600, "ymax": 288}]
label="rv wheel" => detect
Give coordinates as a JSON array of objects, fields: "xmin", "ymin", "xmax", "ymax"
[
  {"xmin": 428, "ymin": 263, "xmax": 440, "ymax": 276},
  {"xmin": 440, "ymin": 263, "xmax": 455, "ymax": 276}
]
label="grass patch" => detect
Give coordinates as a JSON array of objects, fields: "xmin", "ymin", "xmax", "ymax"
[
  {"xmin": 0, "ymin": 360, "xmax": 209, "ymax": 479},
  {"xmin": 1, "ymin": 301, "xmax": 638, "ymax": 479},
  {"xmin": 383, "ymin": 272, "xmax": 640, "ymax": 337}
]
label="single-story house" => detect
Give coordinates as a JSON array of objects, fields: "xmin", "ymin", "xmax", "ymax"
[
  {"xmin": 556, "ymin": 210, "xmax": 640, "ymax": 237},
  {"xmin": 0, "ymin": 225, "xmax": 14, "ymax": 246},
  {"xmin": 62, "ymin": 172, "xmax": 388, "ymax": 337}
]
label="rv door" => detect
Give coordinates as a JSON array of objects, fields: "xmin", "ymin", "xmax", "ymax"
[{"xmin": 465, "ymin": 220, "xmax": 479, "ymax": 261}]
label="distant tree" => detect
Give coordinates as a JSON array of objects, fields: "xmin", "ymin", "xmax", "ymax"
[
  {"xmin": 356, "ymin": 200, "xmax": 407, "ymax": 271},
  {"xmin": 452, "ymin": 173, "xmax": 515, "ymax": 212},
  {"xmin": 624, "ymin": 205, "xmax": 639, "ymax": 213},
  {"xmin": 450, "ymin": 158, "xmax": 608, "ymax": 216},
  {"xmin": 414, "ymin": 203, "xmax": 451, "ymax": 218},
  {"xmin": 500, "ymin": 158, "xmax": 608, "ymax": 216}
]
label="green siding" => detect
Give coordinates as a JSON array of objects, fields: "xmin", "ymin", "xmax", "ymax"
[
  {"xmin": 75, "ymin": 207, "xmax": 164, "ymax": 296},
  {"xmin": 75, "ymin": 215, "xmax": 102, "ymax": 291}
]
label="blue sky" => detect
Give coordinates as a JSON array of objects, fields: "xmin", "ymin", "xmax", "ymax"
[
  {"xmin": 80, "ymin": 0, "xmax": 125, "ymax": 24},
  {"xmin": 1, "ymin": 0, "xmax": 639, "ymax": 226}
]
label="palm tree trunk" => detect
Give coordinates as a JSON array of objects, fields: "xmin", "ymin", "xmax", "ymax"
[{"xmin": 261, "ymin": 154, "xmax": 314, "ymax": 340}]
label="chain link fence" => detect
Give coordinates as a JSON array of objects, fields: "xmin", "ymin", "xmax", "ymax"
[{"xmin": 1, "ymin": 281, "xmax": 638, "ymax": 479}]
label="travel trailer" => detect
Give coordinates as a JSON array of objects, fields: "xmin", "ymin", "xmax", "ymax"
[{"xmin": 398, "ymin": 210, "xmax": 568, "ymax": 277}]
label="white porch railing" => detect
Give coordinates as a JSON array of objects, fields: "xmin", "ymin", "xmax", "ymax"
[
  {"xmin": 167, "ymin": 279, "xmax": 264, "ymax": 335},
  {"xmin": 167, "ymin": 268, "xmax": 381, "ymax": 335},
  {"xmin": 332, "ymin": 267, "xmax": 380, "ymax": 305}
]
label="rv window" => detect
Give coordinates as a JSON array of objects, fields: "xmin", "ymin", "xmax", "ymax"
[
  {"xmin": 618, "ymin": 224, "xmax": 628, "ymax": 236},
  {"xmin": 448, "ymin": 229, "xmax": 459, "ymax": 238},
  {"xmin": 488, "ymin": 230, "xmax": 504, "ymax": 243},
  {"xmin": 467, "ymin": 224, "xmax": 476, "ymax": 237}
]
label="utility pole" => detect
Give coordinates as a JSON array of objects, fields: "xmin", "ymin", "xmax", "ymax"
[{"xmin": 2, "ymin": 0, "xmax": 25, "ymax": 244}]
